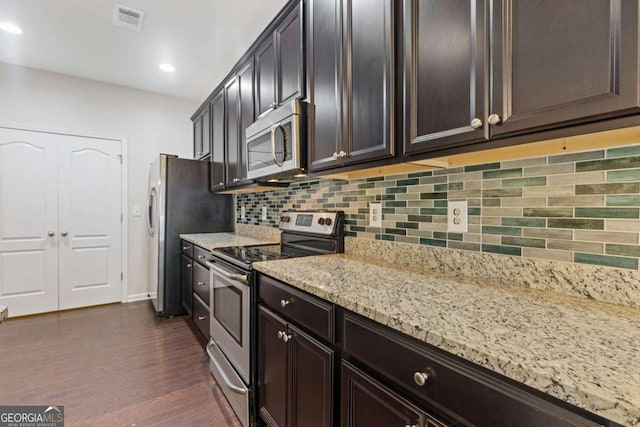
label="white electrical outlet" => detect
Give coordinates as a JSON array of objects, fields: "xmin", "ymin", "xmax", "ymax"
[
  {"xmin": 241, "ymin": 205, "xmax": 246, "ymax": 220},
  {"xmin": 448, "ymin": 201, "xmax": 468, "ymax": 233},
  {"xmin": 369, "ymin": 202, "xmax": 382, "ymax": 227},
  {"xmin": 262, "ymin": 206, "xmax": 268, "ymax": 221}
]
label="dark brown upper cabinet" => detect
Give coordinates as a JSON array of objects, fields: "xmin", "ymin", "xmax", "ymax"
[
  {"xmin": 192, "ymin": 106, "xmax": 211, "ymax": 160},
  {"xmin": 308, "ymin": 0, "xmax": 395, "ymax": 173},
  {"xmin": 210, "ymin": 90, "xmax": 225, "ymax": 191},
  {"xmin": 255, "ymin": 2, "xmax": 304, "ymax": 119},
  {"xmin": 404, "ymin": 0, "xmax": 640, "ymax": 156}
]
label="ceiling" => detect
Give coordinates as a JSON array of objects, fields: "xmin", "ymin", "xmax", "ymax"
[{"xmin": 0, "ymin": 0, "xmax": 288, "ymax": 101}]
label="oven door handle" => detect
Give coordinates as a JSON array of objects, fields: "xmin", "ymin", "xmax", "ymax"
[
  {"xmin": 271, "ymin": 122, "xmax": 284, "ymax": 167},
  {"xmin": 206, "ymin": 342, "xmax": 248, "ymax": 395},
  {"xmin": 206, "ymin": 260, "xmax": 248, "ymax": 284}
]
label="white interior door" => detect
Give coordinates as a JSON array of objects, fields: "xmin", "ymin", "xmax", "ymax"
[
  {"xmin": 0, "ymin": 129, "xmax": 59, "ymax": 317},
  {"xmin": 58, "ymin": 135, "xmax": 122, "ymax": 310}
]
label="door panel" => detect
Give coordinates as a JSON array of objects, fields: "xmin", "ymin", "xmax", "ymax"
[
  {"xmin": 211, "ymin": 91, "xmax": 226, "ymax": 190},
  {"xmin": 58, "ymin": 136, "xmax": 122, "ymax": 310},
  {"xmin": 0, "ymin": 129, "xmax": 59, "ymax": 317},
  {"xmin": 258, "ymin": 306, "xmax": 288, "ymax": 427},
  {"xmin": 225, "ymin": 77, "xmax": 240, "ymax": 185},
  {"xmin": 277, "ymin": 4, "xmax": 304, "ymax": 104},
  {"xmin": 256, "ymin": 37, "xmax": 276, "ymax": 118},
  {"xmin": 238, "ymin": 60, "xmax": 254, "ymax": 185}
]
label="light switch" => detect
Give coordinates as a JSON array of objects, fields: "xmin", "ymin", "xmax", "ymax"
[{"xmin": 132, "ymin": 205, "xmax": 142, "ymax": 217}]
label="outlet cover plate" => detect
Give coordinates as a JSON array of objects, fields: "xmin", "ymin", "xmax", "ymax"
[
  {"xmin": 240, "ymin": 205, "xmax": 246, "ymax": 220},
  {"xmin": 448, "ymin": 200, "xmax": 468, "ymax": 233},
  {"xmin": 369, "ymin": 202, "xmax": 382, "ymax": 227},
  {"xmin": 262, "ymin": 206, "xmax": 268, "ymax": 221}
]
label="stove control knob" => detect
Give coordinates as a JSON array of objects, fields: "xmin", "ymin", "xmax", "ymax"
[
  {"xmin": 324, "ymin": 218, "xmax": 332, "ymax": 226},
  {"xmin": 280, "ymin": 216, "xmax": 285, "ymax": 222},
  {"xmin": 318, "ymin": 218, "xmax": 325, "ymax": 225},
  {"xmin": 285, "ymin": 216, "xmax": 291, "ymax": 222}
]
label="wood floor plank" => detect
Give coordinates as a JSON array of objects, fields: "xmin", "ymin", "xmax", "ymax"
[{"xmin": 0, "ymin": 301, "xmax": 241, "ymax": 427}]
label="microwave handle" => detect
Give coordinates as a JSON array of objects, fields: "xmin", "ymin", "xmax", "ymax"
[{"xmin": 271, "ymin": 123, "xmax": 284, "ymax": 167}]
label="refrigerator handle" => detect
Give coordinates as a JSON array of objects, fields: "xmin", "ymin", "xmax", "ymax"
[{"xmin": 146, "ymin": 187, "xmax": 156, "ymax": 237}]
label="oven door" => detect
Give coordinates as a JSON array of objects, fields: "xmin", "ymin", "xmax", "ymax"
[{"xmin": 206, "ymin": 258, "xmax": 251, "ymax": 384}]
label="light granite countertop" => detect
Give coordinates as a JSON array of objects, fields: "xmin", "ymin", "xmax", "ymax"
[
  {"xmin": 253, "ymin": 253, "xmax": 640, "ymax": 427},
  {"xmin": 179, "ymin": 232, "xmax": 277, "ymax": 252}
]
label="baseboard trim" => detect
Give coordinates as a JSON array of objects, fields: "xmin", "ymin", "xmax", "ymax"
[{"xmin": 127, "ymin": 293, "xmax": 151, "ymax": 303}]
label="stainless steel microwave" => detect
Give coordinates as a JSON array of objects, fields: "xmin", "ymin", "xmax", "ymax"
[{"xmin": 245, "ymin": 100, "xmax": 305, "ymax": 181}]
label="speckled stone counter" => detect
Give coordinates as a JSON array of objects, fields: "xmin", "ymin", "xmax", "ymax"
[
  {"xmin": 253, "ymin": 254, "xmax": 640, "ymax": 427},
  {"xmin": 179, "ymin": 232, "xmax": 277, "ymax": 252}
]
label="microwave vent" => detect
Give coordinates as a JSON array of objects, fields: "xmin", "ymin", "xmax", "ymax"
[{"xmin": 112, "ymin": 4, "xmax": 145, "ymax": 32}]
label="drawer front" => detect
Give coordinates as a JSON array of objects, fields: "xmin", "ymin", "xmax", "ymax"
[
  {"xmin": 194, "ymin": 245, "xmax": 210, "ymax": 266},
  {"xmin": 181, "ymin": 240, "xmax": 193, "ymax": 258},
  {"xmin": 258, "ymin": 274, "xmax": 334, "ymax": 342},
  {"xmin": 193, "ymin": 262, "xmax": 210, "ymax": 304},
  {"xmin": 193, "ymin": 293, "xmax": 210, "ymax": 338},
  {"xmin": 342, "ymin": 313, "xmax": 605, "ymax": 427}
]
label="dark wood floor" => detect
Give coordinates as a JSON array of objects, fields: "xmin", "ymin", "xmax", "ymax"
[{"xmin": 0, "ymin": 301, "xmax": 241, "ymax": 427}]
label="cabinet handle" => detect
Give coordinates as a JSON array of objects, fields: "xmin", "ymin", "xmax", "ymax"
[
  {"xmin": 332, "ymin": 152, "xmax": 339, "ymax": 160},
  {"xmin": 282, "ymin": 334, "xmax": 292, "ymax": 343},
  {"xmin": 277, "ymin": 331, "xmax": 285, "ymax": 339},
  {"xmin": 198, "ymin": 255, "xmax": 206, "ymax": 260},
  {"xmin": 197, "ymin": 281, "xmax": 206, "ymax": 286},
  {"xmin": 198, "ymin": 316, "xmax": 207, "ymax": 321},
  {"xmin": 233, "ymin": 178, "xmax": 240, "ymax": 183},
  {"xmin": 187, "ymin": 263, "xmax": 193, "ymax": 268},
  {"xmin": 219, "ymin": 182, "xmax": 224, "ymax": 186},
  {"xmin": 405, "ymin": 425, "xmax": 419, "ymax": 427},
  {"xmin": 280, "ymin": 299, "xmax": 291, "ymax": 308},
  {"xmin": 487, "ymin": 114, "xmax": 501, "ymax": 125},
  {"xmin": 338, "ymin": 150, "xmax": 348, "ymax": 158},
  {"xmin": 413, "ymin": 371, "xmax": 430, "ymax": 386},
  {"xmin": 183, "ymin": 246, "xmax": 190, "ymax": 251},
  {"xmin": 48, "ymin": 231, "xmax": 55, "ymax": 237},
  {"xmin": 470, "ymin": 118, "xmax": 483, "ymax": 129}
]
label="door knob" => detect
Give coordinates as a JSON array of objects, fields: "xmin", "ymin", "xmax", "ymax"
[
  {"xmin": 47, "ymin": 231, "xmax": 55, "ymax": 237},
  {"xmin": 470, "ymin": 118, "xmax": 483, "ymax": 129},
  {"xmin": 487, "ymin": 114, "xmax": 501, "ymax": 125},
  {"xmin": 61, "ymin": 231, "xmax": 68, "ymax": 237}
]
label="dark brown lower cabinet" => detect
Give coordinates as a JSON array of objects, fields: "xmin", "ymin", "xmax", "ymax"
[
  {"xmin": 342, "ymin": 362, "xmax": 446, "ymax": 427},
  {"xmin": 258, "ymin": 306, "xmax": 333, "ymax": 427}
]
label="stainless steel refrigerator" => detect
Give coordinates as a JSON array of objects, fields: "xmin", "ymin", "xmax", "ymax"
[{"xmin": 146, "ymin": 154, "xmax": 234, "ymax": 317}]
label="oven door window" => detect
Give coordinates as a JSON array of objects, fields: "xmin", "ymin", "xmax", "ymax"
[{"xmin": 213, "ymin": 284, "xmax": 243, "ymax": 345}]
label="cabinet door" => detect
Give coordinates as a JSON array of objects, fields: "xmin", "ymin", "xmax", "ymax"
[
  {"xmin": 210, "ymin": 91, "xmax": 225, "ymax": 191},
  {"xmin": 277, "ymin": 3, "xmax": 304, "ymax": 105},
  {"xmin": 193, "ymin": 115, "xmax": 203, "ymax": 159},
  {"xmin": 342, "ymin": 0, "xmax": 394, "ymax": 165},
  {"xmin": 307, "ymin": 0, "xmax": 342, "ymax": 172},
  {"xmin": 201, "ymin": 107, "xmax": 210, "ymax": 158},
  {"xmin": 290, "ymin": 325, "xmax": 334, "ymax": 427},
  {"xmin": 256, "ymin": 36, "xmax": 277, "ymax": 118},
  {"xmin": 490, "ymin": 0, "xmax": 640, "ymax": 138},
  {"xmin": 225, "ymin": 76, "xmax": 240, "ymax": 186},
  {"xmin": 342, "ymin": 362, "xmax": 425, "ymax": 427},
  {"xmin": 181, "ymin": 255, "xmax": 193, "ymax": 315},
  {"xmin": 403, "ymin": 0, "xmax": 486, "ymax": 155},
  {"xmin": 258, "ymin": 307, "xmax": 288, "ymax": 427},
  {"xmin": 238, "ymin": 60, "xmax": 254, "ymax": 185}
]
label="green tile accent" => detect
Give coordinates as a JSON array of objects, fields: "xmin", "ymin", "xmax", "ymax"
[
  {"xmin": 606, "ymin": 169, "xmax": 640, "ymax": 182},
  {"xmin": 502, "ymin": 218, "xmax": 546, "ymax": 227},
  {"xmin": 548, "ymin": 150, "xmax": 604, "ymax": 164},
  {"xmin": 434, "ymin": 184, "xmax": 448, "ymax": 192},
  {"xmin": 384, "ymin": 228, "xmax": 407, "ymax": 236},
  {"xmin": 358, "ymin": 182, "xmax": 376, "ymax": 189},
  {"xmin": 381, "ymin": 208, "xmax": 395, "ymax": 214},
  {"xmin": 366, "ymin": 176, "xmax": 385, "ymax": 182},
  {"xmin": 386, "ymin": 187, "xmax": 407, "ymax": 194},
  {"xmin": 482, "ymin": 188, "xmax": 523, "ymax": 198},
  {"xmin": 408, "ymin": 171, "xmax": 433, "ymax": 178},
  {"xmin": 396, "ymin": 222, "xmax": 419, "ymax": 229},
  {"xmin": 448, "ymin": 241, "xmax": 481, "ymax": 251},
  {"xmin": 376, "ymin": 234, "xmax": 396, "ymax": 241},
  {"xmin": 502, "ymin": 177, "xmax": 547, "ymax": 188},
  {"xmin": 464, "ymin": 162, "xmax": 501, "ymax": 172},
  {"xmin": 420, "ymin": 192, "xmax": 448, "ymax": 200},
  {"xmin": 575, "ymin": 207, "xmax": 639, "ymax": 219},
  {"xmin": 482, "ymin": 226, "xmax": 522, "ymax": 236},
  {"xmin": 433, "ymin": 167, "xmax": 464, "ymax": 175},
  {"xmin": 434, "ymin": 200, "xmax": 448, "ymax": 207},
  {"xmin": 547, "ymin": 219, "xmax": 604, "ymax": 230},
  {"xmin": 377, "ymin": 195, "xmax": 395, "ymax": 201},
  {"xmin": 575, "ymin": 183, "xmax": 640, "ymax": 194},
  {"xmin": 483, "ymin": 168, "xmax": 523, "ymax": 179},
  {"xmin": 606, "ymin": 145, "xmax": 640, "ymax": 158},
  {"xmin": 482, "ymin": 244, "xmax": 522, "ymax": 256},
  {"xmin": 502, "ymin": 236, "xmax": 546, "ymax": 248},
  {"xmin": 576, "ymin": 156, "xmax": 640, "ymax": 172},
  {"xmin": 420, "ymin": 238, "xmax": 447, "ymax": 247},
  {"xmin": 606, "ymin": 244, "xmax": 640, "ymax": 257},
  {"xmin": 385, "ymin": 201, "xmax": 407, "ymax": 208},
  {"xmin": 408, "ymin": 215, "xmax": 433, "ymax": 222},
  {"xmin": 447, "ymin": 233, "xmax": 463, "ymax": 241},
  {"xmin": 574, "ymin": 253, "xmax": 638, "ymax": 269},
  {"xmin": 523, "ymin": 208, "xmax": 573, "ymax": 217},
  {"xmin": 448, "ymin": 182, "xmax": 464, "ymax": 190},
  {"xmin": 483, "ymin": 198, "xmax": 501, "ymax": 207},
  {"xmin": 433, "ymin": 232, "xmax": 447, "ymax": 239},
  {"xmin": 397, "ymin": 178, "xmax": 420, "ymax": 186},
  {"xmin": 606, "ymin": 195, "xmax": 640, "ymax": 206},
  {"xmin": 468, "ymin": 207, "xmax": 482, "ymax": 216},
  {"xmin": 420, "ymin": 208, "xmax": 448, "ymax": 215}
]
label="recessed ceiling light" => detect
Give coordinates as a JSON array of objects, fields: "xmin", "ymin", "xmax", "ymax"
[
  {"xmin": 159, "ymin": 63, "xmax": 175, "ymax": 73},
  {"xmin": 0, "ymin": 22, "xmax": 23, "ymax": 34}
]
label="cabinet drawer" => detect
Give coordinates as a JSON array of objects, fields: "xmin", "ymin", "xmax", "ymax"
[
  {"xmin": 194, "ymin": 245, "xmax": 210, "ymax": 266},
  {"xmin": 193, "ymin": 293, "xmax": 210, "ymax": 339},
  {"xmin": 193, "ymin": 262, "xmax": 210, "ymax": 304},
  {"xmin": 181, "ymin": 240, "xmax": 193, "ymax": 258},
  {"xmin": 258, "ymin": 275, "xmax": 334, "ymax": 343},
  {"xmin": 342, "ymin": 312, "xmax": 605, "ymax": 427}
]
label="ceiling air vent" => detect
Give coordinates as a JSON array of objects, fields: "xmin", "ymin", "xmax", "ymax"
[{"xmin": 112, "ymin": 4, "xmax": 145, "ymax": 32}]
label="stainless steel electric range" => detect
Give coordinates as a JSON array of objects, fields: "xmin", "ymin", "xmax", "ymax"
[{"xmin": 205, "ymin": 210, "xmax": 345, "ymax": 427}]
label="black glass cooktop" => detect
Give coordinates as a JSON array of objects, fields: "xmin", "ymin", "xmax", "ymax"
[{"xmin": 213, "ymin": 244, "xmax": 313, "ymax": 266}]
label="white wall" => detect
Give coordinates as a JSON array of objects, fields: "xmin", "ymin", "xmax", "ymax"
[{"xmin": 0, "ymin": 61, "xmax": 200, "ymax": 299}]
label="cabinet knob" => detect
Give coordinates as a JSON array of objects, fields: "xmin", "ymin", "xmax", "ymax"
[
  {"xmin": 219, "ymin": 182, "xmax": 224, "ymax": 186},
  {"xmin": 198, "ymin": 255, "xmax": 206, "ymax": 260},
  {"xmin": 47, "ymin": 231, "xmax": 55, "ymax": 237},
  {"xmin": 197, "ymin": 281, "xmax": 205, "ymax": 286},
  {"xmin": 280, "ymin": 299, "xmax": 291, "ymax": 308},
  {"xmin": 413, "ymin": 371, "xmax": 430, "ymax": 386},
  {"xmin": 332, "ymin": 152, "xmax": 339, "ymax": 160},
  {"xmin": 233, "ymin": 178, "xmax": 240, "ymax": 183},
  {"xmin": 405, "ymin": 425, "xmax": 419, "ymax": 427},
  {"xmin": 183, "ymin": 246, "xmax": 190, "ymax": 251},
  {"xmin": 487, "ymin": 114, "xmax": 501, "ymax": 125},
  {"xmin": 470, "ymin": 118, "xmax": 483, "ymax": 129},
  {"xmin": 338, "ymin": 150, "xmax": 348, "ymax": 158},
  {"xmin": 187, "ymin": 263, "xmax": 192, "ymax": 268},
  {"xmin": 282, "ymin": 333, "xmax": 292, "ymax": 343},
  {"xmin": 197, "ymin": 315, "xmax": 207, "ymax": 321}
]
